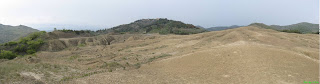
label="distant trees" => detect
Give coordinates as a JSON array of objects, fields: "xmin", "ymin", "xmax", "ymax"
[
  {"xmin": 280, "ymin": 29, "xmax": 302, "ymax": 34},
  {"xmin": 57, "ymin": 29, "xmax": 92, "ymax": 35}
]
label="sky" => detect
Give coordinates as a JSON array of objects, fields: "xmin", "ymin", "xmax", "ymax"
[{"xmin": 0, "ymin": 0, "xmax": 318, "ymax": 30}]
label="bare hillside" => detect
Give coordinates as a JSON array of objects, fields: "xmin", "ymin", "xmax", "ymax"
[{"xmin": 0, "ymin": 26, "xmax": 318, "ymax": 84}]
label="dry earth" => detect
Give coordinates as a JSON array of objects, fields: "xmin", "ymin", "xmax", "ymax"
[{"xmin": 0, "ymin": 26, "xmax": 319, "ymax": 84}]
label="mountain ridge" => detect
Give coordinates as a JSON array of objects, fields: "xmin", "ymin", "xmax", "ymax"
[
  {"xmin": 0, "ymin": 24, "xmax": 39, "ymax": 43},
  {"xmin": 249, "ymin": 22, "xmax": 319, "ymax": 34}
]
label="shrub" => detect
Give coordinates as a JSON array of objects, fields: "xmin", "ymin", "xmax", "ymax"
[
  {"xmin": 18, "ymin": 31, "xmax": 45, "ymax": 44},
  {"xmin": 147, "ymin": 54, "xmax": 172, "ymax": 63},
  {"xmin": 26, "ymin": 49, "xmax": 36, "ymax": 54},
  {"xmin": 4, "ymin": 42, "xmax": 17, "ymax": 46},
  {"xmin": 27, "ymin": 39, "xmax": 44, "ymax": 50},
  {"xmin": 0, "ymin": 50, "xmax": 17, "ymax": 59},
  {"xmin": 101, "ymin": 62, "xmax": 122, "ymax": 68},
  {"xmin": 14, "ymin": 44, "xmax": 26, "ymax": 52},
  {"xmin": 159, "ymin": 28, "xmax": 170, "ymax": 35},
  {"xmin": 18, "ymin": 37, "xmax": 31, "ymax": 44},
  {"xmin": 78, "ymin": 44, "xmax": 85, "ymax": 47},
  {"xmin": 134, "ymin": 63, "xmax": 141, "ymax": 69},
  {"xmin": 7, "ymin": 31, "xmax": 45, "ymax": 55}
]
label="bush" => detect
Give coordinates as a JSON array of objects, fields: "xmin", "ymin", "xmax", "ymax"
[
  {"xmin": 18, "ymin": 31, "xmax": 45, "ymax": 44},
  {"xmin": 101, "ymin": 62, "xmax": 122, "ymax": 68},
  {"xmin": 18, "ymin": 37, "xmax": 31, "ymax": 44},
  {"xmin": 159, "ymin": 28, "xmax": 170, "ymax": 35},
  {"xmin": 0, "ymin": 50, "xmax": 17, "ymax": 59},
  {"xmin": 14, "ymin": 44, "xmax": 26, "ymax": 52},
  {"xmin": 78, "ymin": 44, "xmax": 85, "ymax": 47},
  {"xmin": 4, "ymin": 42, "xmax": 17, "ymax": 46},
  {"xmin": 27, "ymin": 39, "xmax": 44, "ymax": 50},
  {"xmin": 3, "ymin": 31, "xmax": 46, "ymax": 55},
  {"xmin": 25, "ymin": 39, "xmax": 44, "ymax": 54},
  {"xmin": 26, "ymin": 49, "xmax": 36, "ymax": 54}
]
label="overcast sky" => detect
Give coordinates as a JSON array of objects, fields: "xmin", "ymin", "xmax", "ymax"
[{"xmin": 0, "ymin": 0, "xmax": 318, "ymax": 30}]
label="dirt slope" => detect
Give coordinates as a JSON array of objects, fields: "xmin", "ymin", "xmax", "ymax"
[
  {"xmin": 1, "ymin": 26, "xmax": 318, "ymax": 84},
  {"xmin": 66, "ymin": 26, "xmax": 319, "ymax": 84}
]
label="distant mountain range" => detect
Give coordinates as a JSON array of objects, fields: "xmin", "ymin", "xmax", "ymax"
[
  {"xmin": 0, "ymin": 24, "xmax": 39, "ymax": 44},
  {"xmin": 206, "ymin": 25, "xmax": 243, "ymax": 31},
  {"xmin": 1, "ymin": 19, "xmax": 316, "ymax": 45},
  {"xmin": 249, "ymin": 22, "xmax": 319, "ymax": 34},
  {"xmin": 97, "ymin": 18, "xmax": 207, "ymax": 35}
]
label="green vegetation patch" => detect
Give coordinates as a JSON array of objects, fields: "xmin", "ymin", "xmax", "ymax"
[
  {"xmin": 101, "ymin": 62, "xmax": 123, "ymax": 68},
  {"xmin": 0, "ymin": 50, "xmax": 18, "ymax": 60},
  {"xmin": 0, "ymin": 31, "xmax": 46, "ymax": 60},
  {"xmin": 68, "ymin": 55, "xmax": 80, "ymax": 61},
  {"xmin": 147, "ymin": 54, "xmax": 172, "ymax": 63},
  {"xmin": 77, "ymin": 43, "xmax": 86, "ymax": 47},
  {"xmin": 57, "ymin": 29, "xmax": 92, "ymax": 35},
  {"xmin": 97, "ymin": 18, "xmax": 207, "ymax": 35},
  {"xmin": 280, "ymin": 29, "xmax": 302, "ymax": 34}
]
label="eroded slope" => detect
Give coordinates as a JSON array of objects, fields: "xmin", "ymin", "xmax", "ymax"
[{"xmin": 0, "ymin": 26, "xmax": 318, "ymax": 84}]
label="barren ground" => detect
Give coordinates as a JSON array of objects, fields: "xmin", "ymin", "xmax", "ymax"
[{"xmin": 0, "ymin": 26, "xmax": 318, "ymax": 84}]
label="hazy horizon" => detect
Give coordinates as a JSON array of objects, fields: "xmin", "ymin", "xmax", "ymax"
[{"xmin": 0, "ymin": 0, "xmax": 318, "ymax": 30}]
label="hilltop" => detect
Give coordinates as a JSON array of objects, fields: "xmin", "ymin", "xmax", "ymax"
[
  {"xmin": 0, "ymin": 24, "xmax": 39, "ymax": 43},
  {"xmin": 249, "ymin": 22, "xmax": 319, "ymax": 34},
  {"xmin": 0, "ymin": 25, "xmax": 318, "ymax": 84},
  {"xmin": 97, "ymin": 18, "xmax": 207, "ymax": 35}
]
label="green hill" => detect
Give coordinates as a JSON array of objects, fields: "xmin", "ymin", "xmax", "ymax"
[
  {"xmin": 249, "ymin": 22, "xmax": 319, "ymax": 34},
  {"xmin": 97, "ymin": 18, "xmax": 207, "ymax": 35},
  {"xmin": 270, "ymin": 22, "xmax": 319, "ymax": 34},
  {"xmin": 0, "ymin": 24, "xmax": 39, "ymax": 43}
]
